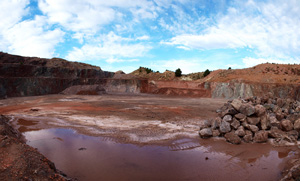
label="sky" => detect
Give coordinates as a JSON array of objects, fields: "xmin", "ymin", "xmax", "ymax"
[{"xmin": 0, "ymin": 0, "xmax": 300, "ymax": 74}]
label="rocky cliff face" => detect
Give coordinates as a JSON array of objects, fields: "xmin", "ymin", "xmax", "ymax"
[
  {"xmin": 1, "ymin": 52, "xmax": 299, "ymax": 100},
  {"xmin": 0, "ymin": 52, "xmax": 113, "ymax": 98},
  {"xmin": 145, "ymin": 80, "xmax": 299, "ymax": 100},
  {"xmin": 209, "ymin": 81, "xmax": 300, "ymax": 100}
]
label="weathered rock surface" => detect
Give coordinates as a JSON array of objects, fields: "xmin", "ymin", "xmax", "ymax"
[{"xmin": 0, "ymin": 115, "xmax": 72, "ymax": 180}]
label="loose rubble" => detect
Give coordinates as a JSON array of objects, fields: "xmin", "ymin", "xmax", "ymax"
[
  {"xmin": 199, "ymin": 93, "xmax": 300, "ymax": 146},
  {"xmin": 0, "ymin": 115, "xmax": 73, "ymax": 180}
]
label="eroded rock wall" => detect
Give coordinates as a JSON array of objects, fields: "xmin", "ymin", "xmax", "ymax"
[
  {"xmin": 0, "ymin": 52, "xmax": 114, "ymax": 98},
  {"xmin": 209, "ymin": 81, "xmax": 300, "ymax": 100}
]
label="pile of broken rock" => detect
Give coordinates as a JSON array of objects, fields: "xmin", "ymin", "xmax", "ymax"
[{"xmin": 199, "ymin": 93, "xmax": 300, "ymax": 145}]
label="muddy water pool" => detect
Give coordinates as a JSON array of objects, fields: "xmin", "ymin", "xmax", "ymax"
[{"xmin": 22, "ymin": 128, "xmax": 297, "ymax": 181}]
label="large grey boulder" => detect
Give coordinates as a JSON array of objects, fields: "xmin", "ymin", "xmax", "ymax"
[
  {"xmin": 199, "ymin": 128, "xmax": 213, "ymax": 138},
  {"xmin": 239, "ymin": 104, "xmax": 255, "ymax": 116},
  {"xmin": 211, "ymin": 117, "xmax": 222, "ymax": 130},
  {"xmin": 219, "ymin": 121, "xmax": 231, "ymax": 133},
  {"xmin": 222, "ymin": 115, "xmax": 233, "ymax": 123}
]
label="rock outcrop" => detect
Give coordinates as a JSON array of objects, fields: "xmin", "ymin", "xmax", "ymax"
[
  {"xmin": 0, "ymin": 115, "xmax": 72, "ymax": 180},
  {"xmin": 0, "ymin": 52, "xmax": 114, "ymax": 98},
  {"xmin": 199, "ymin": 93, "xmax": 300, "ymax": 145}
]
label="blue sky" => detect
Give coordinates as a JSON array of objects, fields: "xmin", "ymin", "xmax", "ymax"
[{"xmin": 0, "ymin": 0, "xmax": 299, "ymax": 73}]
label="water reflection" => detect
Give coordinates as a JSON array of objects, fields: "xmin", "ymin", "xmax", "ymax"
[{"xmin": 23, "ymin": 128, "xmax": 296, "ymax": 181}]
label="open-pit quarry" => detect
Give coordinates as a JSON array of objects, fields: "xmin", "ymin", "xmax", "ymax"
[
  {"xmin": 0, "ymin": 52, "xmax": 300, "ymax": 180},
  {"xmin": 1, "ymin": 94, "xmax": 300, "ymax": 180}
]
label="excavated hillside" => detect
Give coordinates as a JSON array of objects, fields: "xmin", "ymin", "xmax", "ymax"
[
  {"xmin": 129, "ymin": 64, "xmax": 300, "ymax": 100},
  {"xmin": 202, "ymin": 63, "xmax": 300, "ymax": 84},
  {"xmin": 0, "ymin": 52, "xmax": 115, "ymax": 98},
  {"xmin": 0, "ymin": 52, "xmax": 299, "ymax": 100}
]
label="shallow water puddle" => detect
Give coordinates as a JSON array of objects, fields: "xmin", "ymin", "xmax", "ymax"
[{"xmin": 23, "ymin": 128, "xmax": 297, "ymax": 181}]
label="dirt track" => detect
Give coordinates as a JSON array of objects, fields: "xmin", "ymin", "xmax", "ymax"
[{"xmin": 0, "ymin": 93, "xmax": 225, "ymax": 144}]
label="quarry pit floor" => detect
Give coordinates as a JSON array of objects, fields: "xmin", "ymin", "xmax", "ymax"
[
  {"xmin": 0, "ymin": 93, "xmax": 226, "ymax": 143},
  {"xmin": 0, "ymin": 94, "xmax": 299, "ymax": 180}
]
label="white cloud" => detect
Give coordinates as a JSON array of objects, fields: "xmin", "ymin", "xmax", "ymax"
[
  {"xmin": 1, "ymin": 14, "xmax": 65, "ymax": 58},
  {"xmin": 0, "ymin": 0, "xmax": 29, "ymax": 30},
  {"xmin": 150, "ymin": 59, "xmax": 205, "ymax": 74},
  {"xmin": 105, "ymin": 58, "xmax": 139, "ymax": 64},
  {"xmin": 242, "ymin": 57, "xmax": 300, "ymax": 67},
  {"xmin": 66, "ymin": 32, "xmax": 151, "ymax": 62},
  {"xmin": 38, "ymin": 0, "xmax": 158, "ymax": 35},
  {"xmin": 163, "ymin": 31, "xmax": 246, "ymax": 50},
  {"xmin": 164, "ymin": 0, "xmax": 300, "ymax": 62},
  {"xmin": 136, "ymin": 35, "xmax": 150, "ymax": 41}
]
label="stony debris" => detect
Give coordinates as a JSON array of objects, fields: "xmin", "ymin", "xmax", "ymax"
[
  {"xmin": 0, "ymin": 115, "xmax": 73, "ymax": 180},
  {"xmin": 199, "ymin": 93, "xmax": 300, "ymax": 145}
]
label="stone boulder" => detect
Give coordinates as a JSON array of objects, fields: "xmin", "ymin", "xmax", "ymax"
[
  {"xmin": 294, "ymin": 119, "xmax": 300, "ymax": 131},
  {"xmin": 280, "ymin": 119, "xmax": 293, "ymax": 131},
  {"xmin": 199, "ymin": 128, "xmax": 213, "ymax": 138},
  {"xmin": 224, "ymin": 132, "xmax": 241, "ymax": 144},
  {"xmin": 248, "ymin": 125, "xmax": 259, "ymax": 133},
  {"xmin": 255, "ymin": 105, "xmax": 266, "ymax": 117},
  {"xmin": 239, "ymin": 104, "xmax": 255, "ymax": 116},
  {"xmin": 260, "ymin": 115, "xmax": 270, "ymax": 130},
  {"xmin": 211, "ymin": 117, "xmax": 221, "ymax": 130},
  {"xmin": 219, "ymin": 121, "xmax": 231, "ymax": 134},
  {"xmin": 234, "ymin": 113, "xmax": 246, "ymax": 120},
  {"xmin": 222, "ymin": 115, "xmax": 233, "ymax": 123},
  {"xmin": 247, "ymin": 116, "xmax": 260, "ymax": 125},
  {"xmin": 270, "ymin": 116, "xmax": 281, "ymax": 129},
  {"xmin": 268, "ymin": 127, "xmax": 286, "ymax": 138},
  {"xmin": 243, "ymin": 130, "xmax": 253, "ymax": 143},
  {"xmin": 254, "ymin": 131, "xmax": 268, "ymax": 143},
  {"xmin": 235, "ymin": 126, "xmax": 245, "ymax": 137},
  {"xmin": 212, "ymin": 130, "xmax": 220, "ymax": 137},
  {"xmin": 231, "ymin": 99, "xmax": 242, "ymax": 111},
  {"xmin": 231, "ymin": 119, "xmax": 240, "ymax": 130}
]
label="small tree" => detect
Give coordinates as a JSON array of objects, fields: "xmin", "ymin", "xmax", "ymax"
[
  {"xmin": 175, "ymin": 68, "xmax": 182, "ymax": 77},
  {"xmin": 203, "ymin": 69, "xmax": 211, "ymax": 77},
  {"xmin": 228, "ymin": 67, "xmax": 231, "ymax": 70}
]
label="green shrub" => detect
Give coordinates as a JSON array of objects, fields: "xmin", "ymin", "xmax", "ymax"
[
  {"xmin": 203, "ymin": 69, "xmax": 211, "ymax": 77},
  {"xmin": 175, "ymin": 68, "xmax": 182, "ymax": 77}
]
